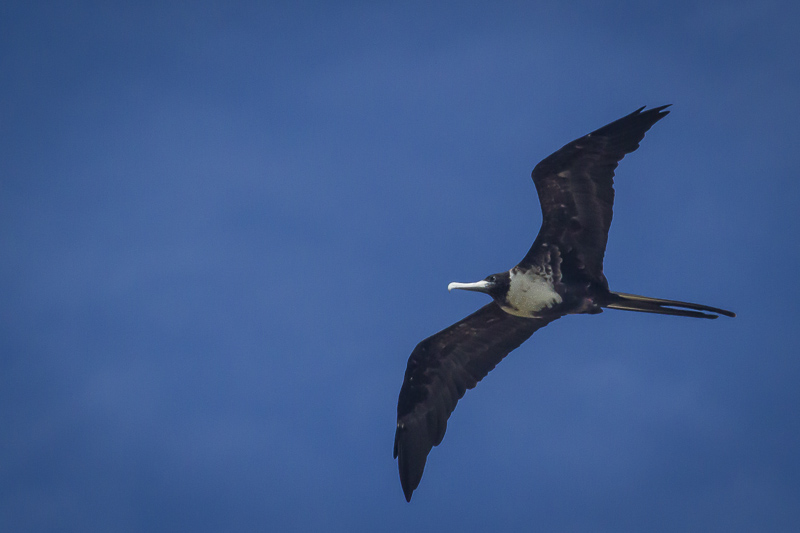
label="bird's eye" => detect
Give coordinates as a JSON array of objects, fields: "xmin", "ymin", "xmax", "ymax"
[{"xmin": 488, "ymin": 275, "xmax": 497, "ymax": 283}]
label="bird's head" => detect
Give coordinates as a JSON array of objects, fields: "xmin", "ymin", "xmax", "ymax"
[{"xmin": 447, "ymin": 271, "xmax": 511, "ymax": 302}]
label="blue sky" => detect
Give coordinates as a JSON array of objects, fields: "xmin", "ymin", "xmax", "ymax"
[{"xmin": 2, "ymin": 1, "xmax": 799, "ymax": 531}]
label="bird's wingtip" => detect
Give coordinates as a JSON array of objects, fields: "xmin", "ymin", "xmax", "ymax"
[{"xmin": 636, "ymin": 104, "xmax": 671, "ymax": 115}]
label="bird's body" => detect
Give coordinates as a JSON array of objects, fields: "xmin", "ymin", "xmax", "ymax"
[{"xmin": 394, "ymin": 105, "xmax": 735, "ymax": 502}]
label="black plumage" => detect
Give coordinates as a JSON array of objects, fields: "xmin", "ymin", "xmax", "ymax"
[
  {"xmin": 394, "ymin": 106, "xmax": 734, "ymax": 502},
  {"xmin": 394, "ymin": 303, "xmax": 557, "ymax": 501}
]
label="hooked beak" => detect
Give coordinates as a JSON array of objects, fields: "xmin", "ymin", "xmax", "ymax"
[{"xmin": 447, "ymin": 280, "xmax": 492, "ymax": 293}]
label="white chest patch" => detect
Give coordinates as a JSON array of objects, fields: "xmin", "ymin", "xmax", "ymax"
[{"xmin": 504, "ymin": 270, "xmax": 563, "ymax": 317}]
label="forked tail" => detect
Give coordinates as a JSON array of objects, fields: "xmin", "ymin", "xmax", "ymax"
[{"xmin": 605, "ymin": 292, "xmax": 736, "ymax": 319}]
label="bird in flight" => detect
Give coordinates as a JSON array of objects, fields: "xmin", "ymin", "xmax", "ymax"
[{"xmin": 393, "ymin": 105, "xmax": 735, "ymax": 502}]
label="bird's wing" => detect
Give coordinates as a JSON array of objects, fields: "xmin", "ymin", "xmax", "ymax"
[
  {"xmin": 520, "ymin": 105, "xmax": 671, "ymax": 279},
  {"xmin": 394, "ymin": 302, "xmax": 559, "ymax": 501}
]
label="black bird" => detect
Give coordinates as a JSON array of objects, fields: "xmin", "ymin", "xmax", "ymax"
[{"xmin": 393, "ymin": 105, "xmax": 735, "ymax": 502}]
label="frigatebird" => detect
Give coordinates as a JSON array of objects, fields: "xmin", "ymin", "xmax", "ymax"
[{"xmin": 393, "ymin": 105, "xmax": 735, "ymax": 502}]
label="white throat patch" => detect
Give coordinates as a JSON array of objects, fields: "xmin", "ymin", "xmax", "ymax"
[{"xmin": 504, "ymin": 269, "xmax": 563, "ymax": 317}]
